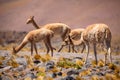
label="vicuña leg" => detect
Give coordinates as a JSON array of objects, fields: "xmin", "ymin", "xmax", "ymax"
[
  {"xmin": 44, "ymin": 41, "xmax": 50, "ymax": 54},
  {"xmin": 81, "ymin": 43, "xmax": 85, "ymax": 53},
  {"xmin": 61, "ymin": 29, "xmax": 69, "ymax": 41},
  {"xmin": 31, "ymin": 41, "xmax": 33, "ymax": 55},
  {"xmin": 34, "ymin": 43, "xmax": 38, "ymax": 54},
  {"xmin": 104, "ymin": 52, "xmax": 107, "ymax": 65},
  {"xmin": 85, "ymin": 43, "xmax": 89, "ymax": 64},
  {"xmin": 58, "ymin": 44, "xmax": 66, "ymax": 52},
  {"xmin": 106, "ymin": 40, "xmax": 112, "ymax": 63},
  {"xmin": 47, "ymin": 37, "xmax": 53, "ymax": 56},
  {"xmin": 71, "ymin": 45, "xmax": 77, "ymax": 53},
  {"xmin": 44, "ymin": 37, "xmax": 53, "ymax": 56},
  {"xmin": 58, "ymin": 40, "xmax": 69, "ymax": 52},
  {"xmin": 93, "ymin": 43, "xmax": 98, "ymax": 64}
]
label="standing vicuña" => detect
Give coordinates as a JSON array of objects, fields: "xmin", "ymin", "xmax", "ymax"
[
  {"xmin": 58, "ymin": 28, "xmax": 85, "ymax": 53},
  {"xmin": 26, "ymin": 16, "xmax": 71, "ymax": 41},
  {"xmin": 12, "ymin": 28, "xmax": 54, "ymax": 56},
  {"xmin": 74, "ymin": 24, "xmax": 112, "ymax": 64}
]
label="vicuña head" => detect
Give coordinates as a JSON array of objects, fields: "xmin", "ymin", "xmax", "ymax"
[
  {"xmin": 26, "ymin": 16, "xmax": 34, "ymax": 24},
  {"xmin": 58, "ymin": 28, "xmax": 85, "ymax": 53},
  {"xmin": 12, "ymin": 46, "xmax": 17, "ymax": 54}
]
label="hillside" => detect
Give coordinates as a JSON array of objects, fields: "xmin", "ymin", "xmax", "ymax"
[{"xmin": 0, "ymin": 0, "xmax": 120, "ymax": 35}]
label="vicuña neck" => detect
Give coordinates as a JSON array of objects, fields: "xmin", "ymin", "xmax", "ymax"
[
  {"xmin": 15, "ymin": 40, "xmax": 28, "ymax": 53},
  {"xmin": 32, "ymin": 20, "xmax": 40, "ymax": 29}
]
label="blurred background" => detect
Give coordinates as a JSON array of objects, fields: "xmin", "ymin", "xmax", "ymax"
[{"xmin": 0, "ymin": 0, "xmax": 120, "ymax": 53}]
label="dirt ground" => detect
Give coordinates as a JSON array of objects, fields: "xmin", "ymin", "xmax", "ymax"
[{"xmin": 0, "ymin": 50, "xmax": 120, "ymax": 80}]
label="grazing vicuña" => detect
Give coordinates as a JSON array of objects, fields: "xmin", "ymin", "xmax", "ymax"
[
  {"xmin": 73, "ymin": 24, "xmax": 112, "ymax": 64},
  {"xmin": 58, "ymin": 28, "xmax": 85, "ymax": 53},
  {"xmin": 13, "ymin": 28, "xmax": 54, "ymax": 56}
]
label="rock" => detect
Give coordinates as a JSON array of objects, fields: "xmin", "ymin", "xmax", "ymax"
[
  {"xmin": 57, "ymin": 72, "xmax": 62, "ymax": 76},
  {"xmin": 63, "ymin": 75, "xmax": 75, "ymax": 80},
  {"xmin": 46, "ymin": 61, "xmax": 55, "ymax": 66},
  {"xmin": 92, "ymin": 68, "xmax": 97, "ymax": 71},
  {"xmin": 25, "ymin": 73, "xmax": 36, "ymax": 79},
  {"xmin": 84, "ymin": 62, "xmax": 91, "ymax": 68},
  {"xmin": 46, "ymin": 61, "xmax": 55, "ymax": 70},
  {"xmin": 0, "ymin": 66, "xmax": 12, "ymax": 73},
  {"xmin": 15, "ymin": 57, "xmax": 27, "ymax": 66},
  {"xmin": 96, "ymin": 72, "xmax": 105, "ymax": 76},
  {"xmin": 100, "ymin": 66, "xmax": 108, "ymax": 71},
  {"xmin": 33, "ymin": 60, "xmax": 41, "ymax": 64},
  {"xmin": 79, "ymin": 67, "xmax": 87, "ymax": 73},
  {"xmin": 114, "ymin": 60, "xmax": 120, "ymax": 65},
  {"xmin": 67, "ymin": 69, "xmax": 79, "ymax": 75},
  {"xmin": 52, "ymin": 73, "xmax": 57, "ymax": 78},
  {"xmin": 73, "ymin": 57, "xmax": 83, "ymax": 60},
  {"xmin": 1, "ymin": 56, "xmax": 12, "ymax": 67},
  {"xmin": 106, "ymin": 69, "xmax": 113, "ymax": 73},
  {"xmin": 13, "ymin": 65, "xmax": 25, "ymax": 71},
  {"xmin": 46, "ymin": 65, "xmax": 54, "ymax": 70},
  {"xmin": 1, "ymin": 75, "xmax": 12, "ymax": 80}
]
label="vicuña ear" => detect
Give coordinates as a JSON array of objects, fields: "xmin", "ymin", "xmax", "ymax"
[{"xmin": 31, "ymin": 16, "xmax": 34, "ymax": 19}]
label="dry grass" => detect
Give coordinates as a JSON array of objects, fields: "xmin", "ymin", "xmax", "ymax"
[{"xmin": 0, "ymin": 52, "xmax": 120, "ymax": 79}]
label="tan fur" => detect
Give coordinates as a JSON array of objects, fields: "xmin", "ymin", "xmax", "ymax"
[
  {"xmin": 69, "ymin": 29, "xmax": 85, "ymax": 40},
  {"xmin": 12, "ymin": 28, "xmax": 54, "ymax": 56},
  {"xmin": 79, "ymin": 24, "xmax": 112, "ymax": 64},
  {"xmin": 26, "ymin": 16, "xmax": 71, "ymax": 41},
  {"xmin": 58, "ymin": 28, "xmax": 85, "ymax": 53}
]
